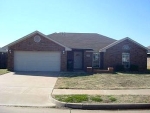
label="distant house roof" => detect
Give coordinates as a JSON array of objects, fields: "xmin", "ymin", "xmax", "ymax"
[
  {"xmin": 147, "ymin": 46, "xmax": 150, "ymax": 53},
  {"xmin": 47, "ymin": 33, "xmax": 116, "ymax": 52},
  {"xmin": 0, "ymin": 48, "xmax": 7, "ymax": 52}
]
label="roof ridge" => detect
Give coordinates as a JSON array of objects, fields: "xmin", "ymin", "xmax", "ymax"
[{"xmin": 47, "ymin": 32, "xmax": 116, "ymax": 40}]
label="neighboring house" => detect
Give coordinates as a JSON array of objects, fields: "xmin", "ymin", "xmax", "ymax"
[
  {"xmin": 0, "ymin": 48, "xmax": 7, "ymax": 69},
  {"xmin": 147, "ymin": 46, "xmax": 150, "ymax": 68},
  {"xmin": 2, "ymin": 31, "xmax": 148, "ymax": 72},
  {"xmin": 148, "ymin": 46, "xmax": 150, "ymax": 53}
]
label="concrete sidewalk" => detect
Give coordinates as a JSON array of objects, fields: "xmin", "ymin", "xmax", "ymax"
[{"xmin": 52, "ymin": 89, "xmax": 150, "ymax": 95}]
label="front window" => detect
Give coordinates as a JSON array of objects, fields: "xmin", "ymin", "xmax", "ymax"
[
  {"xmin": 92, "ymin": 53, "xmax": 100, "ymax": 68},
  {"xmin": 122, "ymin": 53, "xmax": 130, "ymax": 68}
]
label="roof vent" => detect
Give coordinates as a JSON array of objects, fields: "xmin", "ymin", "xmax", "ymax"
[{"xmin": 34, "ymin": 35, "xmax": 41, "ymax": 43}]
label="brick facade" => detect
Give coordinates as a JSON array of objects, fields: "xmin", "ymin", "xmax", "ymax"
[
  {"xmin": 7, "ymin": 32, "xmax": 147, "ymax": 72},
  {"xmin": 8, "ymin": 33, "xmax": 67, "ymax": 71},
  {"xmin": 103, "ymin": 39, "xmax": 147, "ymax": 71}
]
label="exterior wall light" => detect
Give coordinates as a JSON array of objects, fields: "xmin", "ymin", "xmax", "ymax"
[
  {"xmin": 9, "ymin": 50, "xmax": 11, "ymax": 53},
  {"xmin": 62, "ymin": 51, "xmax": 65, "ymax": 54}
]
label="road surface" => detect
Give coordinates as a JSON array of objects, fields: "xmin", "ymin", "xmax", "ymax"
[{"xmin": 0, "ymin": 106, "xmax": 150, "ymax": 113}]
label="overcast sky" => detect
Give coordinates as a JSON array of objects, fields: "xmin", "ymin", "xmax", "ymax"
[{"xmin": 0, "ymin": 0, "xmax": 150, "ymax": 47}]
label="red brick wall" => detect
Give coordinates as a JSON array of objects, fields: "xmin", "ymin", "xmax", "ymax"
[
  {"xmin": 8, "ymin": 33, "xmax": 67, "ymax": 71},
  {"xmin": 103, "ymin": 39, "xmax": 147, "ymax": 71}
]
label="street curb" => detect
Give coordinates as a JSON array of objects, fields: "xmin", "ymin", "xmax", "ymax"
[
  {"xmin": 0, "ymin": 104, "xmax": 56, "ymax": 108},
  {"xmin": 51, "ymin": 97, "xmax": 150, "ymax": 110}
]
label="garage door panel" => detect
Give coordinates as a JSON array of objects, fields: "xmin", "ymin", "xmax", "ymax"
[{"xmin": 14, "ymin": 51, "xmax": 61, "ymax": 71}]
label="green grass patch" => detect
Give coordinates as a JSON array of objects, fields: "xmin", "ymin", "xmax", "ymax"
[
  {"xmin": 0, "ymin": 69, "xmax": 9, "ymax": 75},
  {"xmin": 53, "ymin": 95, "xmax": 150, "ymax": 103},
  {"xmin": 108, "ymin": 96, "xmax": 117, "ymax": 102},
  {"xmin": 55, "ymin": 94, "xmax": 88, "ymax": 103},
  {"xmin": 90, "ymin": 95, "xmax": 103, "ymax": 102}
]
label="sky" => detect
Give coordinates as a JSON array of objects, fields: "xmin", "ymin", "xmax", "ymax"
[{"xmin": 0, "ymin": 0, "xmax": 150, "ymax": 47}]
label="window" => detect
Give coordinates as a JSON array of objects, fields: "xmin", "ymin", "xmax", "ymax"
[
  {"xmin": 122, "ymin": 53, "xmax": 130, "ymax": 68},
  {"xmin": 92, "ymin": 53, "xmax": 100, "ymax": 68}
]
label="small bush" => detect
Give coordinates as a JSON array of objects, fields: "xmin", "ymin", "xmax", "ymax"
[
  {"xmin": 90, "ymin": 95, "xmax": 103, "ymax": 102},
  {"xmin": 130, "ymin": 64, "xmax": 139, "ymax": 71},
  {"xmin": 115, "ymin": 65, "xmax": 124, "ymax": 71}
]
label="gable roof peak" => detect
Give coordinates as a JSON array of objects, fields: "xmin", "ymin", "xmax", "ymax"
[
  {"xmin": 99, "ymin": 37, "xmax": 148, "ymax": 52},
  {"xmin": 2, "ymin": 31, "xmax": 71, "ymax": 51}
]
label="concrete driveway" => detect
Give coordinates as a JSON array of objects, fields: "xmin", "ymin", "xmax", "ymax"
[{"xmin": 0, "ymin": 72, "xmax": 59, "ymax": 107}]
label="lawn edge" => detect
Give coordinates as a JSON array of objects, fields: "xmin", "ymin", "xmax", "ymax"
[{"xmin": 51, "ymin": 96, "xmax": 150, "ymax": 110}]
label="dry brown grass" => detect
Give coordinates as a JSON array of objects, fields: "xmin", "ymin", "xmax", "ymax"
[{"xmin": 55, "ymin": 72, "xmax": 150, "ymax": 90}]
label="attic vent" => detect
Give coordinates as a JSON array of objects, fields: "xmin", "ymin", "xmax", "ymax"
[
  {"xmin": 34, "ymin": 35, "xmax": 41, "ymax": 43},
  {"xmin": 122, "ymin": 45, "xmax": 130, "ymax": 50}
]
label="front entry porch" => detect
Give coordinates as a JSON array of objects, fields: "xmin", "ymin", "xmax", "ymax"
[
  {"xmin": 67, "ymin": 50, "xmax": 84, "ymax": 71},
  {"xmin": 66, "ymin": 50, "xmax": 108, "ymax": 72}
]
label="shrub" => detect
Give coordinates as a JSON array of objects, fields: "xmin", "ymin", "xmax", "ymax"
[
  {"xmin": 129, "ymin": 64, "xmax": 139, "ymax": 71},
  {"xmin": 115, "ymin": 65, "xmax": 124, "ymax": 71}
]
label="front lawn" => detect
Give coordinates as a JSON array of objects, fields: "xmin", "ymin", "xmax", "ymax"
[
  {"xmin": 53, "ymin": 94, "xmax": 150, "ymax": 103},
  {"xmin": 55, "ymin": 72, "xmax": 150, "ymax": 90},
  {"xmin": 0, "ymin": 69, "xmax": 9, "ymax": 75}
]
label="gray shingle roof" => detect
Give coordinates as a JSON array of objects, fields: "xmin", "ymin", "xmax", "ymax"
[{"xmin": 47, "ymin": 33, "xmax": 116, "ymax": 52}]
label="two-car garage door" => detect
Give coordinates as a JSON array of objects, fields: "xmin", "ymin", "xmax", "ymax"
[{"xmin": 14, "ymin": 51, "xmax": 61, "ymax": 71}]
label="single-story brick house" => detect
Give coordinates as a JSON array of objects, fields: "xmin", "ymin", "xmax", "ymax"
[
  {"xmin": 147, "ymin": 46, "xmax": 150, "ymax": 68},
  {"xmin": 2, "ymin": 31, "xmax": 148, "ymax": 72}
]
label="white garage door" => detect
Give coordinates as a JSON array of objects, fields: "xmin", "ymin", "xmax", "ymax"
[{"xmin": 14, "ymin": 51, "xmax": 61, "ymax": 71}]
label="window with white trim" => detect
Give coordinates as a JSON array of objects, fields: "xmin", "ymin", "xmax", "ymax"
[
  {"xmin": 122, "ymin": 53, "xmax": 130, "ymax": 68},
  {"xmin": 92, "ymin": 53, "xmax": 100, "ymax": 68}
]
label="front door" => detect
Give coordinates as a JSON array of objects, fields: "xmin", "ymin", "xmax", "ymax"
[{"xmin": 74, "ymin": 51, "xmax": 82, "ymax": 69}]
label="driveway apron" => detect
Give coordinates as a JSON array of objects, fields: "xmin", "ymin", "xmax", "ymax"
[{"xmin": 0, "ymin": 72, "xmax": 58, "ymax": 107}]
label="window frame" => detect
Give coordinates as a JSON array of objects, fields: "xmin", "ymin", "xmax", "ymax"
[{"xmin": 122, "ymin": 53, "xmax": 130, "ymax": 68}]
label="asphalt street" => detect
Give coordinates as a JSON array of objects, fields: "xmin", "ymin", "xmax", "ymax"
[{"xmin": 0, "ymin": 106, "xmax": 150, "ymax": 113}]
